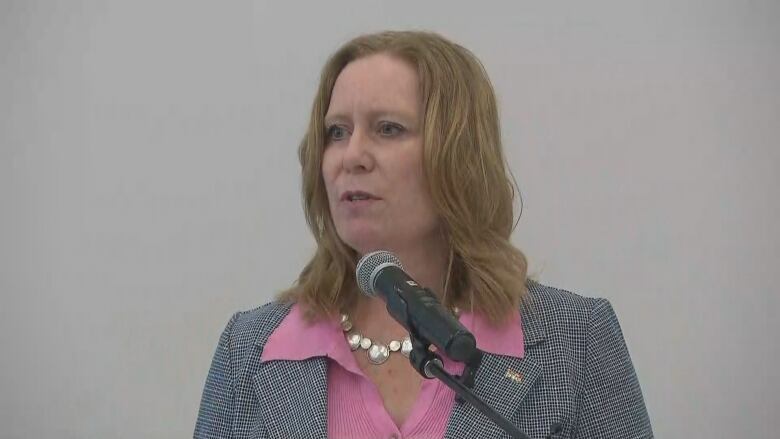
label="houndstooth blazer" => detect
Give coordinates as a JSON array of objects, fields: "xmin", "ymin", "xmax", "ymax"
[{"xmin": 194, "ymin": 280, "xmax": 653, "ymax": 439}]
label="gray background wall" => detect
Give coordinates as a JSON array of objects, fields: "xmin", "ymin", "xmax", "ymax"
[{"xmin": 2, "ymin": 1, "xmax": 778, "ymax": 438}]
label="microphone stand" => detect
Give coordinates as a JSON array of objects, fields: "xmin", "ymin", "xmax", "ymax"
[{"xmin": 406, "ymin": 329, "xmax": 531, "ymax": 439}]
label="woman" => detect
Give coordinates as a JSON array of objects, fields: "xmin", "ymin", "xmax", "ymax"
[{"xmin": 194, "ymin": 31, "xmax": 653, "ymax": 439}]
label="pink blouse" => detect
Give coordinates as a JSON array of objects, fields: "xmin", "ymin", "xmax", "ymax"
[{"xmin": 260, "ymin": 304, "xmax": 524, "ymax": 439}]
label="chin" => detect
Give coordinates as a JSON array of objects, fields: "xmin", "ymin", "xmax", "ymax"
[{"xmin": 336, "ymin": 226, "xmax": 388, "ymax": 256}]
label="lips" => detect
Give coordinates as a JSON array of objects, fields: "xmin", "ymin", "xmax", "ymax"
[{"xmin": 340, "ymin": 190, "xmax": 380, "ymax": 202}]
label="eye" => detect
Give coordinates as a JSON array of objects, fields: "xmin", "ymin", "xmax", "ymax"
[
  {"xmin": 378, "ymin": 122, "xmax": 405, "ymax": 137},
  {"xmin": 326, "ymin": 124, "xmax": 348, "ymax": 142}
]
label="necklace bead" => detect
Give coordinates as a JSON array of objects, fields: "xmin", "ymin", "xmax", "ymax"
[
  {"xmin": 401, "ymin": 338, "xmax": 413, "ymax": 357},
  {"xmin": 388, "ymin": 340, "xmax": 401, "ymax": 352},
  {"xmin": 346, "ymin": 333, "xmax": 361, "ymax": 351},
  {"xmin": 368, "ymin": 344, "xmax": 390, "ymax": 364}
]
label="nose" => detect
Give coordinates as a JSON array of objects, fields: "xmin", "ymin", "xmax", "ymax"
[{"xmin": 341, "ymin": 127, "xmax": 375, "ymax": 173}]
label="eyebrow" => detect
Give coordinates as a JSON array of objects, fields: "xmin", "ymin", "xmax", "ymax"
[{"xmin": 324, "ymin": 109, "xmax": 418, "ymax": 127}]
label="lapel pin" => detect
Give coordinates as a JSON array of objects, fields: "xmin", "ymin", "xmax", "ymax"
[{"xmin": 504, "ymin": 368, "xmax": 524, "ymax": 384}]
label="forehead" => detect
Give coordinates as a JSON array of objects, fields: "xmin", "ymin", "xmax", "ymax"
[{"xmin": 326, "ymin": 53, "xmax": 421, "ymax": 118}]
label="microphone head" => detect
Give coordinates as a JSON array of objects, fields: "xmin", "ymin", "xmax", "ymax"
[{"xmin": 356, "ymin": 250, "xmax": 403, "ymax": 297}]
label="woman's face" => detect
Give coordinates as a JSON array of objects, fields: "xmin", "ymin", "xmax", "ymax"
[{"xmin": 322, "ymin": 53, "xmax": 440, "ymax": 256}]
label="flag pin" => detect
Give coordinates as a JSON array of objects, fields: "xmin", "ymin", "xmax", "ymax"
[{"xmin": 504, "ymin": 369, "xmax": 524, "ymax": 384}]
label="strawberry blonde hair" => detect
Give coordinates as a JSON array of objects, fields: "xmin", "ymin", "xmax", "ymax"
[{"xmin": 279, "ymin": 30, "xmax": 528, "ymax": 324}]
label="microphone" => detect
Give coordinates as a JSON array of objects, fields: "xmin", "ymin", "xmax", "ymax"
[{"xmin": 355, "ymin": 250, "xmax": 478, "ymax": 363}]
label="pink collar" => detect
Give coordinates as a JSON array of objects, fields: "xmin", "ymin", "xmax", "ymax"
[{"xmin": 260, "ymin": 303, "xmax": 524, "ymax": 372}]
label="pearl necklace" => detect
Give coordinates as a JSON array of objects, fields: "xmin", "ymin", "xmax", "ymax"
[
  {"xmin": 340, "ymin": 314, "xmax": 409, "ymax": 365},
  {"xmin": 340, "ymin": 307, "xmax": 460, "ymax": 365}
]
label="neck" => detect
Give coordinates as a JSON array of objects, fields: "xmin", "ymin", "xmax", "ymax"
[{"xmin": 351, "ymin": 238, "xmax": 450, "ymax": 339}]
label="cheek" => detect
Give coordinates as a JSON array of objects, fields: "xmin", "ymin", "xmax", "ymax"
[
  {"xmin": 395, "ymin": 153, "xmax": 437, "ymax": 220},
  {"xmin": 321, "ymin": 149, "xmax": 340, "ymax": 196}
]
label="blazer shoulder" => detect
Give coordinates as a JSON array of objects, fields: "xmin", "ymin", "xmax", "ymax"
[
  {"xmin": 222, "ymin": 300, "xmax": 293, "ymax": 367},
  {"xmin": 522, "ymin": 279, "xmax": 610, "ymax": 339},
  {"xmin": 525, "ymin": 278, "xmax": 603, "ymax": 310}
]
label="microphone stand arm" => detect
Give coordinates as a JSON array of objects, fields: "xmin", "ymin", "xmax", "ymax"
[
  {"xmin": 382, "ymin": 284, "xmax": 531, "ymax": 439},
  {"xmin": 407, "ymin": 327, "xmax": 531, "ymax": 439}
]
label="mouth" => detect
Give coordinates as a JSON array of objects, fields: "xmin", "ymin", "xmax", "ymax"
[{"xmin": 340, "ymin": 190, "xmax": 381, "ymax": 202}]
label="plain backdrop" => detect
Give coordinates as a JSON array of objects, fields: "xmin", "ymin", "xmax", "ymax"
[{"xmin": 2, "ymin": 1, "xmax": 778, "ymax": 438}]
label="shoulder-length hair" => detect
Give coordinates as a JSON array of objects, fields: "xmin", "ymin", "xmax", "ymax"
[{"xmin": 279, "ymin": 30, "xmax": 528, "ymax": 325}]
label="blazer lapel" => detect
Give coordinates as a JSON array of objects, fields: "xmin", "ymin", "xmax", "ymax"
[
  {"xmin": 445, "ymin": 293, "xmax": 547, "ymax": 438},
  {"xmin": 252, "ymin": 357, "xmax": 328, "ymax": 439},
  {"xmin": 444, "ymin": 353, "xmax": 542, "ymax": 438}
]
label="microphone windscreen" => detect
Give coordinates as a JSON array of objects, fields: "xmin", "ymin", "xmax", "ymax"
[{"xmin": 355, "ymin": 250, "xmax": 403, "ymax": 297}]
